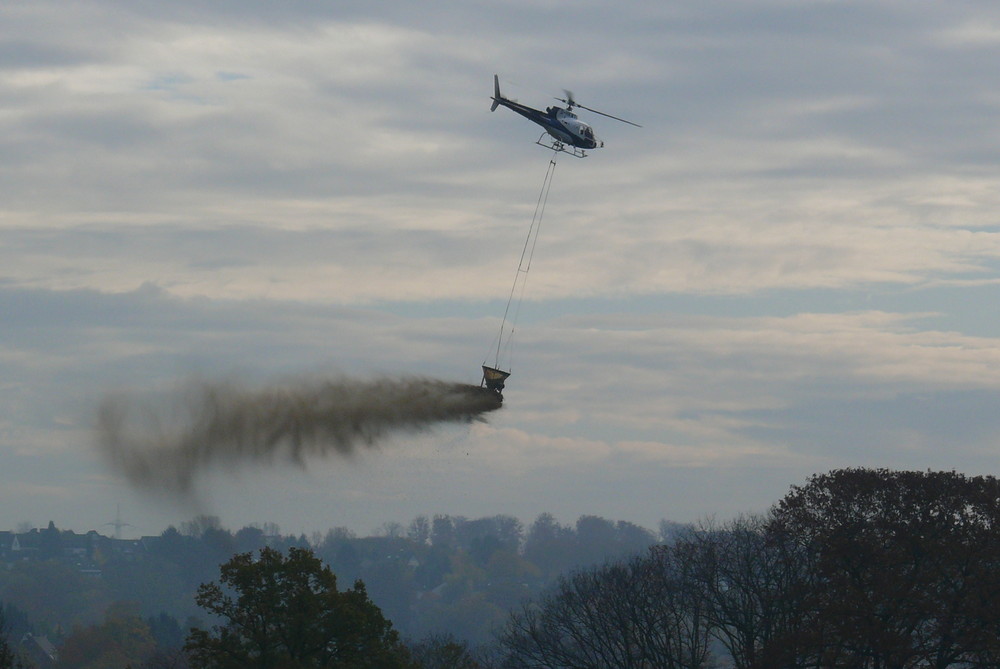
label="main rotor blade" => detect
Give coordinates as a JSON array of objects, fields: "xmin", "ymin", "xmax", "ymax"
[{"xmin": 574, "ymin": 102, "xmax": 642, "ymax": 127}]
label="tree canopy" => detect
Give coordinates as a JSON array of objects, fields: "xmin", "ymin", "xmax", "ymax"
[
  {"xmin": 0, "ymin": 606, "xmax": 18, "ymax": 669},
  {"xmin": 499, "ymin": 468, "xmax": 1000, "ymax": 669},
  {"xmin": 185, "ymin": 546, "xmax": 414, "ymax": 668},
  {"xmin": 768, "ymin": 468, "xmax": 1000, "ymax": 667}
]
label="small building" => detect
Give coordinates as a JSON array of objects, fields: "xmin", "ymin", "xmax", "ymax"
[
  {"xmin": 21, "ymin": 633, "xmax": 58, "ymax": 668},
  {"xmin": 0, "ymin": 531, "xmax": 14, "ymax": 562}
]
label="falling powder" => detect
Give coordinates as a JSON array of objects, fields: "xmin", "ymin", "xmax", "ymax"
[{"xmin": 97, "ymin": 375, "xmax": 502, "ymax": 494}]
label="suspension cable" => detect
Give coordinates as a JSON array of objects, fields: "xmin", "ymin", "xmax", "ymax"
[{"xmin": 487, "ymin": 153, "xmax": 558, "ymax": 371}]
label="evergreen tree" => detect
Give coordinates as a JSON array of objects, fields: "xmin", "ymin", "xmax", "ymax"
[{"xmin": 0, "ymin": 605, "xmax": 16, "ymax": 669}]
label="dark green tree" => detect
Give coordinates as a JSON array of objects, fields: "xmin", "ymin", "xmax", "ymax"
[
  {"xmin": 56, "ymin": 601, "xmax": 156, "ymax": 668},
  {"xmin": 769, "ymin": 468, "xmax": 1000, "ymax": 668},
  {"xmin": 523, "ymin": 513, "xmax": 577, "ymax": 578},
  {"xmin": 0, "ymin": 605, "xmax": 17, "ymax": 669},
  {"xmin": 147, "ymin": 611, "xmax": 185, "ymax": 650},
  {"xmin": 233, "ymin": 526, "xmax": 267, "ymax": 555},
  {"xmin": 184, "ymin": 546, "xmax": 414, "ymax": 668}
]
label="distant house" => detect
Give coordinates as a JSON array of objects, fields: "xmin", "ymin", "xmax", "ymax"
[
  {"xmin": 10, "ymin": 529, "xmax": 39, "ymax": 560},
  {"xmin": 0, "ymin": 531, "xmax": 14, "ymax": 561},
  {"xmin": 416, "ymin": 582, "xmax": 448, "ymax": 602},
  {"xmin": 88, "ymin": 533, "xmax": 150, "ymax": 565},
  {"xmin": 3, "ymin": 526, "xmax": 103, "ymax": 566},
  {"xmin": 21, "ymin": 633, "xmax": 58, "ymax": 668},
  {"xmin": 109, "ymin": 537, "xmax": 146, "ymax": 561},
  {"xmin": 60, "ymin": 530, "xmax": 94, "ymax": 562},
  {"xmin": 1, "ymin": 525, "xmax": 145, "ymax": 572},
  {"xmin": 139, "ymin": 535, "xmax": 162, "ymax": 553}
]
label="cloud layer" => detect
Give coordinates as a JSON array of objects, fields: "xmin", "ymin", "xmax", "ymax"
[{"xmin": 3, "ymin": 1, "xmax": 1000, "ymax": 534}]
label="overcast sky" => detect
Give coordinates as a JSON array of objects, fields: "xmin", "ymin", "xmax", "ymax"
[{"xmin": 4, "ymin": 0, "xmax": 1000, "ymax": 539}]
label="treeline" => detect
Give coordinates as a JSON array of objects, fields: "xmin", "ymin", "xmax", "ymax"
[
  {"xmin": 498, "ymin": 469, "xmax": 1000, "ymax": 668},
  {"xmin": 316, "ymin": 512, "xmax": 668, "ymax": 642},
  {"xmin": 0, "ymin": 511, "xmax": 665, "ymax": 653},
  {"xmin": 6, "ymin": 468, "xmax": 999, "ymax": 668}
]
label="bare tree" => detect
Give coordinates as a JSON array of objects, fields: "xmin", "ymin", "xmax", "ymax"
[
  {"xmin": 678, "ymin": 515, "xmax": 817, "ymax": 669},
  {"xmin": 408, "ymin": 515, "xmax": 431, "ymax": 545},
  {"xmin": 408, "ymin": 633, "xmax": 481, "ymax": 669},
  {"xmin": 498, "ymin": 548, "xmax": 713, "ymax": 668}
]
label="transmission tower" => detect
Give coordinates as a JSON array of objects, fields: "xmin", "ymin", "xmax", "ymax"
[{"xmin": 103, "ymin": 504, "xmax": 134, "ymax": 540}]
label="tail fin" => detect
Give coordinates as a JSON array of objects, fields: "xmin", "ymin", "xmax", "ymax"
[{"xmin": 491, "ymin": 74, "xmax": 501, "ymax": 112}]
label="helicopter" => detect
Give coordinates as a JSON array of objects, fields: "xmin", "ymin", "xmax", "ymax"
[{"xmin": 490, "ymin": 74, "xmax": 640, "ymax": 157}]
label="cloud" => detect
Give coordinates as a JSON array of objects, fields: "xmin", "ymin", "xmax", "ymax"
[
  {"xmin": 2, "ymin": 276, "xmax": 1000, "ymax": 533},
  {"xmin": 5, "ymin": 2, "xmax": 1000, "ymax": 304},
  {"xmin": 5, "ymin": 1, "xmax": 1000, "ymax": 535}
]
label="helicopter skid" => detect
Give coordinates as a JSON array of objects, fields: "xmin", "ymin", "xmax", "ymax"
[{"xmin": 536, "ymin": 134, "xmax": 587, "ymax": 158}]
